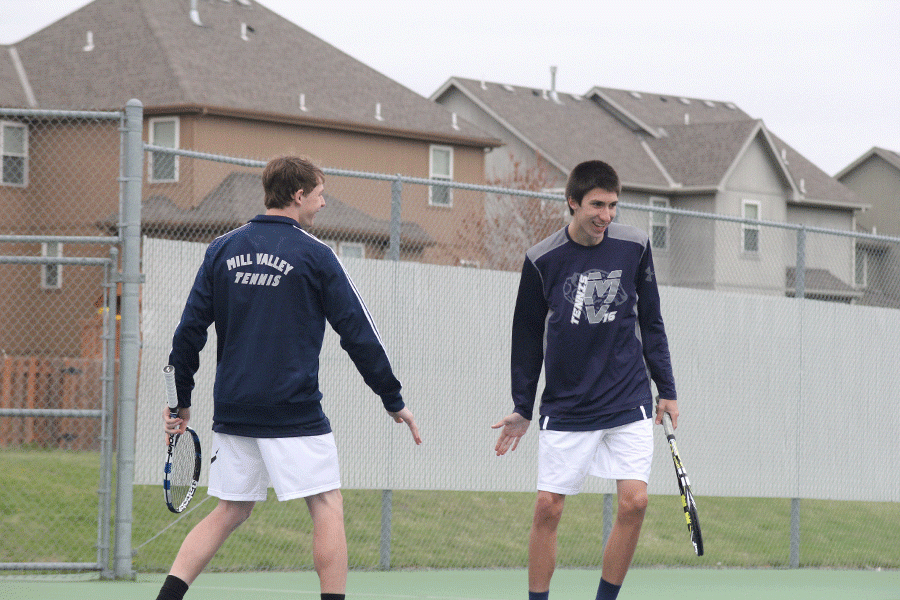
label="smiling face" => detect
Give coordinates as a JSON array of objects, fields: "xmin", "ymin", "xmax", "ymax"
[{"xmin": 567, "ymin": 187, "xmax": 618, "ymax": 246}]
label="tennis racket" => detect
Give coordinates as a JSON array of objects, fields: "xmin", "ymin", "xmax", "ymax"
[
  {"xmin": 163, "ymin": 365, "xmax": 201, "ymax": 514},
  {"xmin": 661, "ymin": 410, "xmax": 704, "ymax": 556}
]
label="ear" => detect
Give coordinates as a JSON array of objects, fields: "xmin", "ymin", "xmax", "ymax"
[
  {"xmin": 292, "ymin": 189, "xmax": 304, "ymax": 204},
  {"xmin": 567, "ymin": 197, "xmax": 578, "ymax": 211}
]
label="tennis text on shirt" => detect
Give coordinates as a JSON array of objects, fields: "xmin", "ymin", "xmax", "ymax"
[{"xmin": 225, "ymin": 252, "xmax": 295, "ymax": 287}]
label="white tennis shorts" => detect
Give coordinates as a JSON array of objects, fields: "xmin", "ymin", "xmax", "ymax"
[
  {"xmin": 537, "ymin": 417, "xmax": 653, "ymax": 495},
  {"xmin": 207, "ymin": 431, "xmax": 341, "ymax": 502}
]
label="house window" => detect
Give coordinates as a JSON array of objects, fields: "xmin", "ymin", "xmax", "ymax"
[
  {"xmin": 855, "ymin": 246, "xmax": 867, "ymax": 288},
  {"xmin": 149, "ymin": 117, "xmax": 179, "ymax": 182},
  {"xmin": 1, "ymin": 122, "xmax": 28, "ymax": 186},
  {"xmin": 41, "ymin": 242, "xmax": 62, "ymax": 289},
  {"xmin": 338, "ymin": 242, "xmax": 365, "ymax": 259},
  {"xmin": 429, "ymin": 145, "xmax": 453, "ymax": 207},
  {"xmin": 742, "ymin": 200, "xmax": 761, "ymax": 253},
  {"xmin": 649, "ymin": 197, "xmax": 669, "ymax": 250},
  {"xmin": 323, "ymin": 240, "xmax": 365, "ymax": 259}
]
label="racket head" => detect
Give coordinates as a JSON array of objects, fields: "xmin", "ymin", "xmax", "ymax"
[
  {"xmin": 684, "ymin": 485, "xmax": 704, "ymax": 556},
  {"xmin": 662, "ymin": 413, "xmax": 704, "ymax": 557},
  {"xmin": 164, "ymin": 426, "xmax": 202, "ymax": 513}
]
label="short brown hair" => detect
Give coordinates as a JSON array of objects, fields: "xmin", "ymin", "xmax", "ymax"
[
  {"xmin": 565, "ymin": 160, "xmax": 621, "ymax": 214},
  {"xmin": 262, "ymin": 156, "xmax": 324, "ymax": 209}
]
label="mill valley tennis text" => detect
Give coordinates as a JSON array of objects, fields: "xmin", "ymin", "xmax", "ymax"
[{"xmin": 225, "ymin": 252, "xmax": 294, "ymax": 287}]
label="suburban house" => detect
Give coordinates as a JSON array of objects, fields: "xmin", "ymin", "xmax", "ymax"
[
  {"xmin": 432, "ymin": 76, "xmax": 873, "ymax": 303},
  {"xmin": 0, "ymin": 0, "xmax": 501, "ymax": 362},
  {"xmin": 836, "ymin": 147, "xmax": 900, "ymax": 307}
]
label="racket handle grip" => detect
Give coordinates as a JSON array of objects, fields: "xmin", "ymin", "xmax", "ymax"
[
  {"xmin": 662, "ymin": 412, "xmax": 675, "ymax": 437},
  {"xmin": 163, "ymin": 365, "xmax": 179, "ymax": 413},
  {"xmin": 656, "ymin": 396, "xmax": 675, "ymax": 437}
]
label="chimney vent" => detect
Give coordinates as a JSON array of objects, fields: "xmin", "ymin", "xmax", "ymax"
[
  {"xmin": 82, "ymin": 31, "xmax": 94, "ymax": 51},
  {"xmin": 190, "ymin": 0, "xmax": 203, "ymax": 26}
]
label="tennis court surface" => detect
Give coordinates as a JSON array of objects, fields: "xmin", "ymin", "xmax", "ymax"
[{"xmin": 5, "ymin": 568, "xmax": 899, "ymax": 600}]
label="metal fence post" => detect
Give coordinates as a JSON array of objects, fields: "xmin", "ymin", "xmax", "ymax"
[
  {"xmin": 114, "ymin": 99, "xmax": 144, "ymax": 580},
  {"xmin": 790, "ymin": 226, "xmax": 806, "ymax": 569},
  {"xmin": 98, "ymin": 247, "xmax": 119, "ymax": 579},
  {"xmin": 795, "ymin": 227, "xmax": 806, "ymax": 300},
  {"xmin": 602, "ymin": 493, "xmax": 614, "ymax": 551},
  {"xmin": 379, "ymin": 489, "xmax": 393, "ymax": 570},
  {"xmin": 389, "ymin": 175, "xmax": 402, "ymax": 262},
  {"xmin": 380, "ymin": 175, "xmax": 403, "ymax": 570}
]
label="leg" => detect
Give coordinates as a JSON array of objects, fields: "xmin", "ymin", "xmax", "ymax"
[
  {"xmin": 601, "ymin": 479, "xmax": 648, "ymax": 585},
  {"xmin": 528, "ymin": 491, "xmax": 566, "ymax": 593},
  {"xmin": 169, "ymin": 499, "xmax": 255, "ymax": 585},
  {"xmin": 305, "ymin": 489, "xmax": 348, "ymax": 594}
]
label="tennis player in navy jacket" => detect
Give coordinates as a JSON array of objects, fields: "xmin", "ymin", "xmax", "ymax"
[
  {"xmin": 156, "ymin": 156, "xmax": 421, "ymax": 600},
  {"xmin": 493, "ymin": 160, "xmax": 678, "ymax": 600}
]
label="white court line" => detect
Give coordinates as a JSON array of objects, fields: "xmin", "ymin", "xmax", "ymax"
[{"xmin": 191, "ymin": 585, "xmax": 509, "ymax": 600}]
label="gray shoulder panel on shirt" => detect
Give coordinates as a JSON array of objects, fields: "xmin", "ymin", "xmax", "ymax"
[
  {"xmin": 526, "ymin": 227, "xmax": 569, "ymax": 263},
  {"xmin": 606, "ymin": 222, "xmax": 649, "ymax": 247}
]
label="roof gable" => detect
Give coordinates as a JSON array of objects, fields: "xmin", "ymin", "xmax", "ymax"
[
  {"xmin": 646, "ymin": 120, "xmax": 771, "ymax": 189},
  {"xmin": 836, "ymin": 147, "xmax": 900, "ymax": 179}
]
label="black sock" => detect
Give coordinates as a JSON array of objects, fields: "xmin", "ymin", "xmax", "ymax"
[
  {"xmin": 528, "ymin": 591, "xmax": 549, "ymax": 600},
  {"xmin": 321, "ymin": 594, "xmax": 345, "ymax": 600},
  {"xmin": 596, "ymin": 578, "xmax": 621, "ymax": 600},
  {"xmin": 156, "ymin": 575, "xmax": 189, "ymax": 600}
]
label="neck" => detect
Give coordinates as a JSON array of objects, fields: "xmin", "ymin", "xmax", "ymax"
[
  {"xmin": 567, "ymin": 221, "xmax": 604, "ymax": 246},
  {"xmin": 265, "ymin": 207, "xmax": 300, "ymax": 224}
]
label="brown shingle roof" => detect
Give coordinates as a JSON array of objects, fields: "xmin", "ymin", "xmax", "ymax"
[
  {"xmin": 441, "ymin": 78, "xmax": 670, "ymax": 188},
  {"xmin": 786, "ymin": 267, "xmax": 862, "ymax": 299},
  {"xmin": 440, "ymin": 77, "xmax": 863, "ymax": 207},
  {"xmin": 6, "ymin": 0, "xmax": 498, "ymax": 148},
  {"xmin": 140, "ymin": 171, "xmax": 432, "ymax": 246},
  {"xmin": 588, "ymin": 86, "xmax": 753, "ymax": 127}
]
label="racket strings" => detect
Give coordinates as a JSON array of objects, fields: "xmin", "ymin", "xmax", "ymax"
[{"xmin": 167, "ymin": 435, "xmax": 196, "ymax": 507}]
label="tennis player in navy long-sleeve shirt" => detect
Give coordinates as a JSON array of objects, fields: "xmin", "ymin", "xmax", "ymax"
[
  {"xmin": 493, "ymin": 160, "xmax": 678, "ymax": 600},
  {"xmin": 156, "ymin": 156, "xmax": 421, "ymax": 600}
]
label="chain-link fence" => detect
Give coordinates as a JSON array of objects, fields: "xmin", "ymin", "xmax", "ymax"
[
  {"xmin": 0, "ymin": 108, "xmax": 124, "ymax": 578},
  {"xmin": 132, "ymin": 147, "xmax": 900, "ymax": 573},
  {"xmin": 3, "ymin": 117, "xmax": 900, "ymax": 579}
]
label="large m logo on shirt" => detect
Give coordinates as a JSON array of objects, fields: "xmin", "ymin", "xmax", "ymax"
[{"xmin": 570, "ymin": 270, "xmax": 622, "ymax": 325}]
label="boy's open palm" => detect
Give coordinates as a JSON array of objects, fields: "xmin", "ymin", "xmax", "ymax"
[{"xmin": 492, "ymin": 412, "xmax": 530, "ymax": 456}]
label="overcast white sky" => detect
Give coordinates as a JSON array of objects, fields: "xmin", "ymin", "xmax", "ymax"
[{"xmin": 1, "ymin": 0, "xmax": 898, "ymax": 176}]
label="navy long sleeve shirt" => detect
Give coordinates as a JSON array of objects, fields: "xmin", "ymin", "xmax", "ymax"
[
  {"xmin": 511, "ymin": 223, "xmax": 676, "ymax": 431},
  {"xmin": 168, "ymin": 215, "xmax": 403, "ymax": 438}
]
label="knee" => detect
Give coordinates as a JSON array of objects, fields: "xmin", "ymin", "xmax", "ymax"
[
  {"xmin": 221, "ymin": 500, "xmax": 254, "ymax": 528},
  {"xmin": 618, "ymin": 490, "xmax": 648, "ymax": 520},
  {"xmin": 308, "ymin": 489, "xmax": 345, "ymax": 521},
  {"xmin": 533, "ymin": 492, "xmax": 565, "ymax": 528}
]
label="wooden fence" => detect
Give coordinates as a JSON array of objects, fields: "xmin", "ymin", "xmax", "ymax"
[{"xmin": 0, "ymin": 356, "xmax": 105, "ymax": 450}]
